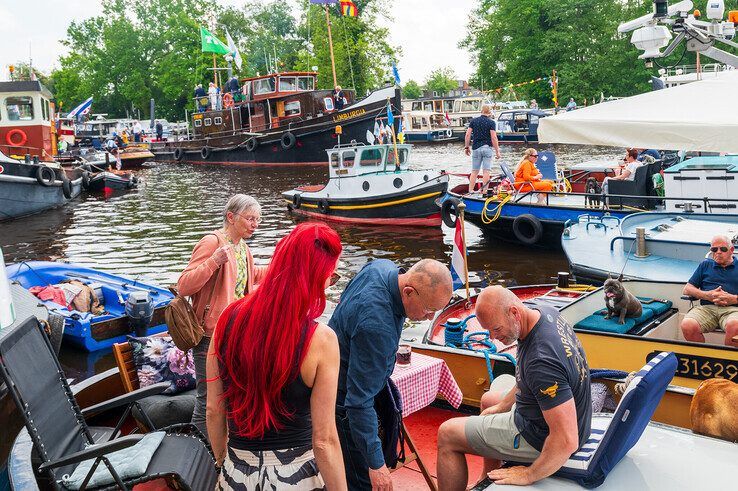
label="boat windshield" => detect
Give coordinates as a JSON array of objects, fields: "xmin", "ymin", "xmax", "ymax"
[
  {"xmin": 386, "ymin": 148, "xmax": 408, "ymax": 167},
  {"xmin": 254, "ymin": 77, "xmax": 276, "ymax": 95},
  {"xmin": 359, "ymin": 147, "xmax": 384, "ymax": 166},
  {"xmin": 6, "ymin": 96, "xmax": 34, "ymax": 121}
]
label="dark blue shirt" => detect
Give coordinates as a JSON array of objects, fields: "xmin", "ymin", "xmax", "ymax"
[
  {"xmin": 329, "ymin": 259, "xmax": 405, "ymax": 469},
  {"xmin": 468, "ymin": 115, "xmax": 497, "ymax": 150},
  {"xmin": 688, "ymin": 258, "xmax": 738, "ymax": 305},
  {"xmin": 515, "ymin": 305, "xmax": 591, "ymax": 452}
]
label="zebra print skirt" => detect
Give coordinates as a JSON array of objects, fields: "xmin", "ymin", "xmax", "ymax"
[{"xmin": 216, "ymin": 444, "xmax": 326, "ymax": 490}]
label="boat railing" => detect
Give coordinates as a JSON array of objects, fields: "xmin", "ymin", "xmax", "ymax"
[{"xmin": 609, "ymin": 235, "xmax": 710, "ymax": 251}]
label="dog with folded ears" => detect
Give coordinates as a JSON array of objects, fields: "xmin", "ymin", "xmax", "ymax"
[{"xmin": 603, "ymin": 275, "xmax": 642, "ymax": 324}]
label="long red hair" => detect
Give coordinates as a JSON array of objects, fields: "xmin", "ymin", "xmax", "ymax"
[{"xmin": 213, "ymin": 222, "xmax": 342, "ymax": 438}]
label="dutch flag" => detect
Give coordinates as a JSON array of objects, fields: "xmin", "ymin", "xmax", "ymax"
[
  {"xmin": 67, "ymin": 96, "xmax": 93, "ymax": 121},
  {"xmin": 450, "ymin": 218, "xmax": 467, "ymax": 290}
]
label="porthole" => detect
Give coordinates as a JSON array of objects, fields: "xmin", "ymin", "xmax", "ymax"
[
  {"xmin": 423, "ymin": 174, "xmax": 429, "ymax": 182},
  {"xmin": 362, "ymin": 181, "xmax": 370, "ymax": 191},
  {"xmin": 393, "ymin": 178, "xmax": 403, "ymax": 188}
]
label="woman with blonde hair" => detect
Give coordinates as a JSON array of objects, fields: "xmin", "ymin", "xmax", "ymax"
[{"xmin": 513, "ymin": 148, "xmax": 554, "ymax": 204}]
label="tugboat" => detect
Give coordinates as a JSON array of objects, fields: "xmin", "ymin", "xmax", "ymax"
[
  {"xmin": 150, "ymin": 72, "xmax": 401, "ymax": 165},
  {"xmin": 283, "ymin": 140, "xmax": 448, "ymax": 226}
]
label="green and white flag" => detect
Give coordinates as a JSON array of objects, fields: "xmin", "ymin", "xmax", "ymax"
[{"xmin": 200, "ymin": 26, "xmax": 230, "ymax": 55}]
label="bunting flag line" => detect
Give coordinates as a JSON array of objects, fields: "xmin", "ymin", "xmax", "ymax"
[
  {"xmin": 309, "ymin": 0, "xmax": 338, "ymax": 4},
  {"xmin": 340, "ymin": 0, "xmax": 358, "ymax": 16},
  {"xmin": 200, "ymin": 26, "xmax": 230, "ymax": 55},
  {"xmin": 225, "ymin": 28, "xmax": 243, "ymax": 70},
  {"xmin": 450, "ymin": 218, "xmax": 467, "ymax": 290}
]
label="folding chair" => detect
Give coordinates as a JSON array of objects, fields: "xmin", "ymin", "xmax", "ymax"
[{"xmin": 0, "ymin": 317, "xmax": 217, "ymax": 490}]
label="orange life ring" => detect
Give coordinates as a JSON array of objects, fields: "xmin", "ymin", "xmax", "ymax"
[
  {"xmin": 222, "ymin": 93, "xmax": 234, "ymax": 108},
  {"xmin": 6, "ymin": 129, "xmax": 27, "ymax": 147}
]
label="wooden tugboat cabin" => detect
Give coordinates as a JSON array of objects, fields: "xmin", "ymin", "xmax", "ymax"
[{"xmin": 0, "ymin": 81, "xmax": 57, "ymax": 160}]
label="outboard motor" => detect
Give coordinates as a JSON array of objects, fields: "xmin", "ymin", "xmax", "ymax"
[{"xmin": 125, "ymin": 291, "xmax": 154, "ymax": 337}]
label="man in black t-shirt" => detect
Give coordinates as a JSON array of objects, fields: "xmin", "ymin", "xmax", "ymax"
[
  {"xmin": 437, "ymin": 286, "xmax": 591, "ymax": 488},
  {"xmin": 464, "ymin": 104, "xmax": 501, "ymax": 194}
]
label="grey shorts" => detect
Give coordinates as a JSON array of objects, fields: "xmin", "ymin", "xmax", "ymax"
[
  {"xmin": 472, "ymin": 145, "xmax": 493, "ymax": 171},
  {"xmin": 464, "ymin": 406, "xmax": 540, "ymax": 462}
]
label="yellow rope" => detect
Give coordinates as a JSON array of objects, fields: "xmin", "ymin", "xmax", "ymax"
[
  {"xmin": 481, "ymin": 194, "xmax": 512, "ymax": 224},
  {"xmin": 555, "ymin": 284, "xmax": 598, "ymax": 293}
]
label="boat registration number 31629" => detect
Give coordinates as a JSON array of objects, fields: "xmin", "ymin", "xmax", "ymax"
[{"xmin": 648, "ymin": 351, "xmax": 738, "ymax": 381}]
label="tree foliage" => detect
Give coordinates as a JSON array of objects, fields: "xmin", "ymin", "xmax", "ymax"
[
  {"xmin": 424, "ymin": 67, "xmax": 458, "ymax": 95},
  {"xmin": 402, "ymin": 80, "xmax": 422, "ymax": 99}
]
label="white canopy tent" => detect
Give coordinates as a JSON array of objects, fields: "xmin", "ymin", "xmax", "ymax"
[{"xmin": 538, "ymin": 70, "xmax": 738, "ymax": 153}]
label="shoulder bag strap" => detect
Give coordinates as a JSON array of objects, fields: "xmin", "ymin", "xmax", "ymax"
[{"xmin": 201, "ymin": 232, "xmax": 225, "ymax": 324}]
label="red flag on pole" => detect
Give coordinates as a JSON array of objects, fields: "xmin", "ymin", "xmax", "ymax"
[{"xmin": 340, "ymin": 0, "xmax": 358, "ymax": 16}]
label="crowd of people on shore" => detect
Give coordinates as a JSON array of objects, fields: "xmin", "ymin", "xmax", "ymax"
[{"xmin": 173, "ymin": 194, "xmax": 594, "ymax": 490}]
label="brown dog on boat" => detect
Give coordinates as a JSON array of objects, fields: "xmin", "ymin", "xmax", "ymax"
[
  {"xmin": 690, "ymin": 378, "xmax": 738, "ymax": 442},
  {"xmin": 603, "ymin": 276, "xmax": 642, "ymax": 324}
]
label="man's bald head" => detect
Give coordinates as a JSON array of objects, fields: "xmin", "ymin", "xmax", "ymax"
[
  {"xmin": 475, "ymin": 286, "xmax": 526, "ymax": 345},
  {"xmin": 399, "ymin": 259, "xmax": 453, "ymax": 321}
]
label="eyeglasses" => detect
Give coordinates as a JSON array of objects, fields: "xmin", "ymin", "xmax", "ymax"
[
  {"xmin": 530, "ymin": 154, "xmax": 539, "ymax": 158},
  {"xmin": 238, "ymin": 214, "xmax": 262, "ymax": 224},
  {"xmin": 329, "ymin": 272, "xmax": 341, "ymax": 286},
  {"xmin": 711, "ymin": 246, "xmax": 730, "ymax": 253},
  {"xmin": 409, "ymin": 286, "xmax": 436, "ymax": 315}
]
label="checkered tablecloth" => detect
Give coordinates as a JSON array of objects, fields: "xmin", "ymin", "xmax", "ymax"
[{"xmin": 390, "ymin": 351, "xmax": 463, "ymax": 417}]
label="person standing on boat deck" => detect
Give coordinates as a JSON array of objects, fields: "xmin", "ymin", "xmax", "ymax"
[
  {"xmin": 207, "ymin": 222, "xmax": 347, "ymax": 490},
  {"xmin": 194, "ymin": 84, "xmax": 207, "ymax": 112},
  {"xmin": 330, "ymin": 259, "xmax": 453, "ymax": 490},
  {"xmin": 177, "ymin": 194, "xmax": 267, "ymax": 439},
  {"xmin": 132, "ymin": 120, "xmax": 143, "ymax": 143},
  {"xmin": 514, "ymin": 148, "xmax": 553, "ymax": 205},
  {"xmin": 464, "ymin": 104, "xmax": 502, "ymax": 194},
  {"xmin": 437, "ymin": 286, "xmax": 591, "ymax": 489},
  {"xmin": 105, "ymin": 136, "xmax": 122, "ymax": 170},
  {"xmin": 208, "ymin": 82, "xmax": 218, "ymax": 111},
  {"xmin": 602, "ymin": 148, "xmax": 642, "ymax": 195},
  {"xmin": 334, "ymin": 85, "xmax": 346, "ymax": 111},
  {"xmin": 681, "ymin": 235, "xmax": 738, "ymax": 347}
]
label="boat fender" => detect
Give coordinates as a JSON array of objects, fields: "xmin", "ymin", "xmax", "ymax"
[
  {"xmin": 512, "ymin": 214, "xmax": 543, "ymax": 245},
  {"xmin": 82, "ymin": 171, "xmax": 91, "ymax": 190},
  {"xmin": 281, "ymin": 131, "xmax": 296, "ymax": 150},
  {"xmin": 441, "ymin": 197, "xmax": 461, "ymax": 228},
  {"xmin": 446, "ymin": 129, "xmax": 452, "ymax": 138},
  {"xmin": 61, "ymin": 176, "xmax": 73, "ymax": 199},
  {"xmin": 245, "ymin": 137, "xmax": 258, "ymax": 152},
  {"xmin": 292, "ymin": 193, "xmax": 302, "ymax": 209},
  {"xmin": 173, "ymin": 147, "xmax": 184, "ymax": 161},
  {"xmin": 6, "ymin": 128, "xmax": 27, "ymax": 147},
  {"xmin": 200, "ymin": 146, "xmax": 211, "ymax": 159},
  {"xmin": 317, "ymin": 199, "xmax": 330, "ymax": 214},
  {"xmin": 36, "ymin": 165, "xmax": 56, "ymax": 187}
]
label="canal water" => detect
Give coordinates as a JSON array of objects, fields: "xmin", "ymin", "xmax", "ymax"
[{"xmin": 0, "ymin": 142, "xmax": 621, "ymax": 381}]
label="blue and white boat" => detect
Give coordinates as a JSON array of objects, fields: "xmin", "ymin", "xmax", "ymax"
[
  {"xmin": 401, "ymin": 111, "xmax": 457, "ymax": 143},
  {"xmin": 562, "ymin": 212, "xmax": 738, "ymax": 284},
  {"xmin": 6, "ymin": 261, "xmax": 173, "ymax": 351},
  {"xmin": 495, "ymin": 108, "xmax": 548, "ymax": 143}
]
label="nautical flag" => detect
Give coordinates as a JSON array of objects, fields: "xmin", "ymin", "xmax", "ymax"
[
  {"xmin": 200, "ymin": 26, "xmax": 230, "ymax": 55},
  {"xmin": 366, "ymin": 129, "xmax": 375, "ymax": 144},
  {"xmin": 386, "ymin": 103, "xmax": 394, "ymax": 126},
  {"xmin": 450, "ymin": 218, "xmax": 467, "ymax": 290},
  {"xmin": 373, "ymin": 121, "xmax": 381, "ymax": 138},
  {"xmin": 392, "ymin": 62, "xmax": 401, "ymax": 85},
  {"xmin": 67, "ymin": 96, "xmax": 93, "ymax": 121},
  {"xmin": 225, "ymin": 29, "xmax": 243, "ymax": 70},
  {"xmin": 340, "ymin": 0, "xmax": 358, "ymax": 17},
  {"xmin": 397, "ymin": 117, "xmax": 405, "ymax": 144},
  {"xmin": 444, "ymin": 111, "xmax": 452, "ymax": 126}
]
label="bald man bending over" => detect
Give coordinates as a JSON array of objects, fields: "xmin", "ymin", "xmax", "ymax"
[
  {"xmin": 437, "ymin": 286, "xmax": 591, "ymax": 489},
  {"xmin": 330, "ymin": 259, "xmax": 453, "ymax": 490}
]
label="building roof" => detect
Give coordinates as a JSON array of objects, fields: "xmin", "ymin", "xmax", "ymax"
[{"xmin": 0, "ymin": 81, "xmax": 53, "ymax": 98}]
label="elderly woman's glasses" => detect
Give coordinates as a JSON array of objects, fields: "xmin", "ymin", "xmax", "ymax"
[{"xmin": 238, "ymin": 214, "xmax": 262, "ymax": 224}]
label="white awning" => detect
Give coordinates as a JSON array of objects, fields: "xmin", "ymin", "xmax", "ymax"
[{"xmin": 538, "ymin": 70, "xmax": 738, "ymax": 153}]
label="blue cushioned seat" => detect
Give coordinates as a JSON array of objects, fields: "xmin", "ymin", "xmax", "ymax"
[
  {"xmin": 574, "ymin": 298, "xmax": 672, "ymax": 334},
  {"xmin": 554, "ymin": 351, "xmax": 678, "ymax": 488}
]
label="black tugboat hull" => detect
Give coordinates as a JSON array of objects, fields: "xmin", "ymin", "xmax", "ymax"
[{"xmin": 0, "ymin": 161, "xmax": 83, "ymax": 221}]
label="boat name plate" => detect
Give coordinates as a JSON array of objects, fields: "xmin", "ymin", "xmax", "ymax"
[
  {"xmin": 647, "ymin": 350, "xmax": 738, "ymax": 382},
  {"xmin": 332, "ymin": 108, "xmax": 366, "ymax": 123}
]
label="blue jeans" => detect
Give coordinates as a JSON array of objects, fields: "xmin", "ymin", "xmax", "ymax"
[
  {"xmin": 191, "ymin": 335, "xmax": 210, "ymax": 440},
  {"xmin": 336, "ymin": 408, "xmax": 372, "ymax": 490}
]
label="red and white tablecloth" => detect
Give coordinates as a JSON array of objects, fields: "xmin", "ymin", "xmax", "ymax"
[{"xmin": 390, "ymin": 351, "xmax": 463, "ymax": 417}]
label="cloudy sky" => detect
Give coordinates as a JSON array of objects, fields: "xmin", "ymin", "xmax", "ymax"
[{"xmin": 0, "ymin": 0, "xmax": 477, "ymax": 84}]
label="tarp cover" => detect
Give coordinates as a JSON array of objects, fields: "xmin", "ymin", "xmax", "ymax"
[{"xmin": 538, "ymin": 70, "xmax": 738, "ymax": 153}]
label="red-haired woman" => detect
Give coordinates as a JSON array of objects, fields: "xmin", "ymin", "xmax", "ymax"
[{"xmin": 206, "ymin": 222, "xmax": 347, "ymax": 490}]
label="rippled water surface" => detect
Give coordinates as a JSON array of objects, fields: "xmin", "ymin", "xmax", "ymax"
[{"xmin": 1, "ymin": 142, "xmax": 621, "ymax": 380}]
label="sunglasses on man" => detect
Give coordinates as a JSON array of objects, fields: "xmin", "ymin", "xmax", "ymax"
[{"xmin": 711, "ymin": 246, "xmax": 730, "ymax": 253}]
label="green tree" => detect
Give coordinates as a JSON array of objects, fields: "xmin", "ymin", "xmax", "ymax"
[
  {"xmin": 424, "ymin": 67, "xmax": 457, "ymax": 95},
  {"xmin": 402, "ymin": 80, "xmax": 422, "ymax": 99}
]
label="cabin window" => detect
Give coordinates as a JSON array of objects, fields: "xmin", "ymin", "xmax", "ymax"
[
  {"xmin": 284, "ymin": 101, "xmax": 301, "ymax": 117},
  {"xmin": 204, "ymin": 118, "xmax": 212, "ymax": 126},
  {"xmin": 459, "ymin": 100, "xmax": 481, "ymax": 112},
  {"xmin": 411, "ymin": 102, "xmax": 421, "ymax": 111},
  {"xmin": 342, "ymin": 150, "xmax": 355, "ymax": 167},
  {"xmin": 529, "ymin": 115, "xmax": 540, "ymax": 124},
  {"xmin": 443, "ymin": 100, "xmax": 454, "ymax": 112},
  {"xmin": 5, "ymin": 96, "xmax": 34, "ymax": 120},
  {"xmin": 214, "ymin": 117, "xmax": 223, "ymax": 125},
  {"xmin": 422, "ymin": 117, "xmax": 429, "ymax": 127},
  {"xmin": 412, "ymin": 117, "xmax": 422, "ymax": 130},
  {"xmin": 359, "ymin": 148, "xmax": 384, "ymax": 166},
  {"xmin": 279, "ymin": 77, "xmax": 297, "ymax": 91},
  {"xmin": 323, "ymin": 97, "xmax": 334, "ymax": 111},
  {"xmin": 253, "ymin": 77, "xmax": 276, "ymax": 95},
  {"xmin": 298, "ymin": 77, "xmax": 314, "ymax": 90},
  {"xmin": 330, "ymin": 152, "xmax": 340, "ymax": 167},
  {"xmin": 386, "ymin": 148, "xmax": 408, "ymax": 166},
  {"xmin": 422, "ymin": 102, "xmax": 433, "ymax": 112},
  {"xmin": 194, "ymin": 119, "xmax": 202, "ymax": 127},
  {"xmin": 498, "ymin": 112, "xmax": 513, "ymax": 121}
]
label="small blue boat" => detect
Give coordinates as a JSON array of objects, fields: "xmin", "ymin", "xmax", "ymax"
[
  {"xmin": 495, "ymin": 109, "xmax": 548, "ymax": 143},
  {"xmin": 562, "ymin": 212, "xmax": 738, "ymax": 284},
  {"xmin": 6, "ymin": 261, "xmax": 173, "ymax": 351}
]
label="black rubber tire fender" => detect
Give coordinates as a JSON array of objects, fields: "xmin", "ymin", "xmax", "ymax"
[
  {"xmin": 201, "ymin": 146, "xmax": 211, "ymax": 160},
  {"xmin": 246, "ymin": 137, "xmax": 258, "ymax": 152},
  {"xmin": 512, "ymin": 214, "xmax": 544, "ymax": 245},
  {"xmin": 441, "ymin": 197, "xmax": 461, "ymax": 228},
  {"xmin": 173, "ymin": 147, "xmax": 184, "ymax": 161},
  {"xmin": 61, "ymin": 176, "xmax": 73, "ymax": 199},
  {"xmin": 281, "ymin": 131, "xmax": 296, "ymax": 150},
  {"xmin": 317, "ymin": 199, "xmax": 330, "ymax": 214},
  {"xmin": 292, "ymin": 193, "xmax": 302, "ymax": 209},
  {"xmin": 82, "ymin": 171, "xmax": 91, "ymax": 190},
  {"xmin": 36, "ymin": 165, "xmax": 56, "ymax": 187}
]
